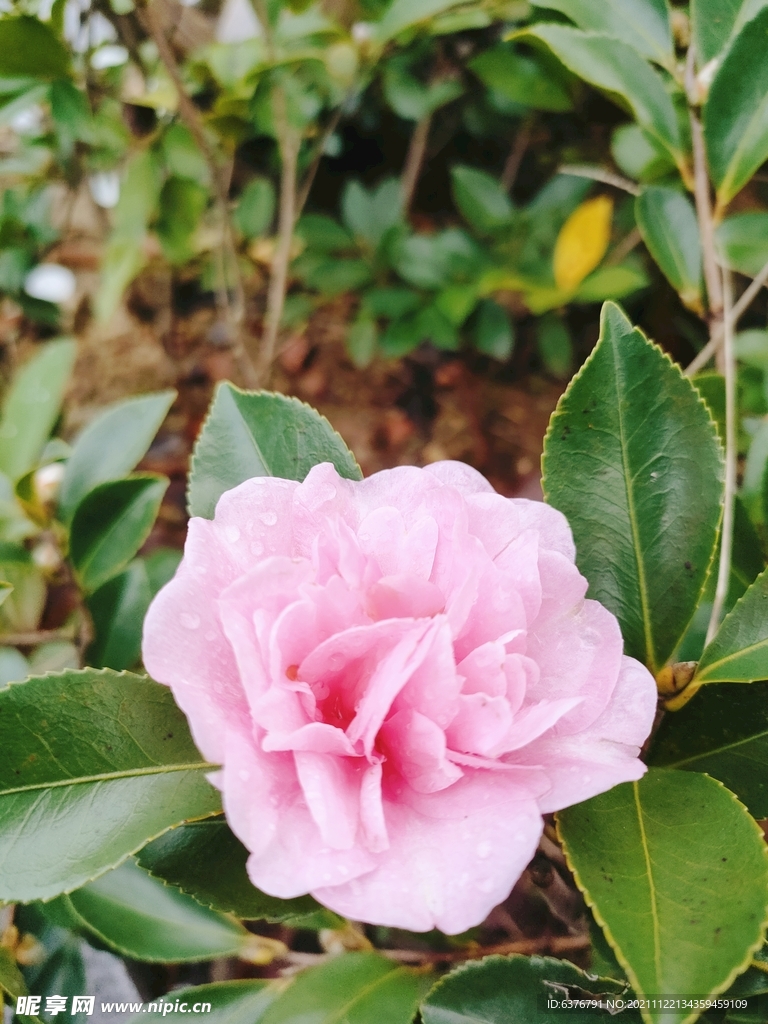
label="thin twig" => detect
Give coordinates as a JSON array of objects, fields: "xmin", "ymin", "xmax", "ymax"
[
  {"xmin": 706, "ymin": 267, "xmax": 736, "ymax": 645},
  {"xmin": 134, "ymin": 0, "xmax": 257, "ymax": 387},
  {"xmin": 557, "ymin": 164, "xmax": 640, "ymax": 196},
  {"xmin": 401, "ymin": 113, "xmax": 432, "ymax": 215},
  {"xmin": 606, "ymin": 226, "xmax": 642, "ymax": 267},
  {"xmin": 500, "ymin": 116, "xmax": 532, "ymax": 194},
  {"xmin": 257, "ymin": 86, "xmax": 300, "ymax": 382},
  {"xmin": 296, "ymin": 106, "xmax": 344, "ymax": 217},
  {"xmin": 0, "ymin": 628, "xmax": 75, "ymax": 647},
  {"xmin": 684, "ymin": 255, "xmax": 768, "ymax": 375},
  {"xmin": 378, "ymin": 933, "xmax": 590, "ymax": 965}
]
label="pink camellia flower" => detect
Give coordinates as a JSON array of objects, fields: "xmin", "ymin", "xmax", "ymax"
[{"xmin": 143, "ymin": 461, "xmax": 657, "ymax": 934}]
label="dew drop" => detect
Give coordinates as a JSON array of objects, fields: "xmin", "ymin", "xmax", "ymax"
[
  {"xmin": 329, "ymin": 652, "xmax": 345, "ymax": 670},
  {"xmin": 477, "ymin": 878, "xmax": 494, "ymax": 893},
  {"xmin": 225, "ymin": 525, "xmax": 241, "ymax": 543},
  {"xmin": 238, "ymin": 769, "xmax": 250, "ymax": 781},
  {"xmin": 250, "ymin": 540, "xmax": 265, "ymax": 556},
  {"xmin": 260, "ymin": 511, "xmax": 278, "ymax": 526},
  {"xmin": 476, "ymin": 841, "xmax": 492, "ymax": 859},
  {"xmin": 180, "ymin": 612, "xmax": 200, "ymax": 630}
]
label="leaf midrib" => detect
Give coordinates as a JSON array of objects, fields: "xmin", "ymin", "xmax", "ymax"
[
  {"xmin": 633, "ymin": 780, "xmax": 662, "ymax": 990},
  {"xmin": 613, "ymin": 334, "xmax": 655, "ymax": 671},
  {"xmin": 697, "ymin": 633, "xmax": 768, "ymax": 680},
  {"xmin": 322, "ymin": 968, "xmax": 410, "ymax": 1024},
  {"xmin": 664, "ymin": 727, "xmax": 768, "ymax": 768},
  {"xmin": 0, "ymin": 760, "xmax": 217, "ymax": 797}
]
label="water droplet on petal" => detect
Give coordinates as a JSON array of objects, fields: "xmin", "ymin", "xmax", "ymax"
[
  {"xmin": 238, "ymin": 770, "xmax": 249, "ymax": 781},
  {"xmin": 225, "ymin": 525, "xmax": 240, "ymax": 543},
  {"xmin": 180, "ymin": 612, "xmax": 200, "ymax": 630},
  {"xmin": 260, "ymin": 511, "xmax": 278, "ymax": 526},
  {"xmin": 476, "ymin": 841, "xmax": 492, "ymax": 859},
  {"xmin": 477, "ymin": 878, "xmax": 494, "ymax": 893}
]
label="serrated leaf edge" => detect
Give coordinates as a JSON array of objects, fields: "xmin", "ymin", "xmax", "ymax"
[
  {"xmin": 541, "ymin": 301, "xmax": 724, "ymax": 673},
  {"xmin": 555, "ymin": 771, "xmax": 768, "ymax": 1024},
  {"xmin": 187, "ymin": 383, "xmax": 362, "ymax": 519}
]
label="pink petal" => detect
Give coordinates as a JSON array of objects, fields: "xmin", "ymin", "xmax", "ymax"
[
  {"xmin": 365, "ymin": 574, "xmax": 445, "ymax": 620},
  {"xmin": 445, "ymin": 693, "xmax": 513, "ymax": 756},
  {"xmin": 380, "ymin": 709, "xmax": 464, "ymax": 793},
  {"xmin": 313, "ymin": 773, "xmax": 543, "ymax": 934},
  {"xmin": 490, "ymin": 696, "xmax": 584, "ymax": 755},
  {"xmin": 424, "ymin": 460, "xmax": 496, "ymax": 496},
  {"xmin": 360, "ymin": 762, "xmax": 389, "ymax": 852},
  {"xmin": 294, "ymin": 750, "xmax": 361, "ymax": 850},
  {"xmin": 465, "ymin": 491, "xmax": 576, "ymax": 561},
  {"xmin": 262, "ymin": 721, "xmax": 357, "ymax": 756}
]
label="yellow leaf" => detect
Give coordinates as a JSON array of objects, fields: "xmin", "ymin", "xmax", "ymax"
[{"xmin": 553, "ymin": 195, "xmax": 613, "ymax": 292}]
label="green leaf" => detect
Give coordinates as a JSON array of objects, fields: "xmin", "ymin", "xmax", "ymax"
[
  {"xmin": 450, "ymin": 165, "xmax": 515, "ymax": 234},
  {"xmin": 0, "ymin": 559, "xmax": 45, "ymax": 634},
  {"xmin": 94, "ymin": 236, "xmax": 146, "ymax": 324},
  {"xmin": 635, "ymin": 187, "xmax": 702, "ymax": 309},
  {"xmin": 557, "ymin": 769, "xmax": 768, "ymax": 1024},
  {"xmin": 695, "ymin": 568, "xmax": 768, "ymax": 683},
  {"xmin": 0, "ymin": 339, "xmax": 76, "ymax": 482},
  {"xmin": 156, "ymin": 177, "xmax": 208, "ymax": 265},
  {"xmin": 58, "ymin": 390, "xmax": 175, "ymax": 524},
  {"xmin": 513, "ymin": 25, "xmax": 681, "ymax": 160},
  {"xmin": 188, "ymin": 384, "xmax": 361, "ymax": 520},
  {"xmin": 705, "ymin": 7, "xmax": 768, "ymax": 207},
  {"xmin": 65, "ymin": 859, "xmax": 250, "ymax": 963},
  {"xmin": 469, "ymin": 44, "xmax": 573, "ymax": 112},
  {"xmin": 25, "ymin": 936, "xmax": 85, "ymax": 1024},
  {"xmin": 160, "ymin": 123, "xmax": 210, "ymax": 186},
  {"xmin": 376, "ymin": 0, "xmax": 467, "ymax": 42},
  {"xmin": 295, "ymin": 215, "xmax": 354, "ymax": 253},
  {"xmin": 611, "ymin": 123, "xmax": 676, "ymax": 182},
  {"xmin": 421, "ymin": 954, "xmax": 636, "ymax": 1024},
  {"xmin": 383, "ymin": 63, "xmax": 463, "ymax": 121},
  {"xmin": 69, "ymin": 475, "xmax": 169, "ymax": 593},
  {"xmin": 143, "ymin": 547, "xmax": 182, "ymax": 596},
  {"xmin": 472, "ymin": 299, "xmax": 514, "ymax": 360},
  {"xmin": 691, "ymin": 0, "xmax": 743, "ymax": 64},
  {"xmin": 346, "ymin": 316, "xmax": 378, "ymax": 369},
  {"xmin": 129, "ymin": 981, "xmax": 276, "ymax": 1024},
  {"xmin": 260, "ymin": 952, "xmax": 431, "ymax": 1024},
  {"xmin": 716, "ymin": 212, "xmax": 768, "ymax": 277},
  {"xmin": 233, "ymin": 178, "xmax": 275, "ymax": 238},
  {"xmin": 341, "ymin": 179, "xmax": 402, "ymax": 249},
  {"xmin": 529, "ymin": 0, "xmax": 674, "ymax": 67},
  {"xmin": 136, "ymin": 819, "xmax": 341, "ymax": 928},
  {"xmin": 86, "ymin": 560, "xmax": 152, "ymax": 670},
  {"xmin": 542, "ymin": 302, "xmax": 724, "ymax": 673},
  {"xmin": 573, "ymin": 263, "xmax": 649, "ymax": 303},
  {"xmin": 650, "ymin": 681, "xmax": 768, "ymax": 818},
  {"xmin": 0, "ymin": 668, "xmax": 220, "ymax": 902},
  {"xmin": 537, "ymin": 312, "xmax": 573, "ymax": 378},
  {"xmin": 0, "ymin": 17, "xmax": 70, "ymax": 79},
  {"xmin": 297, "ymin": 257, "xmax": 373, "ymax": 296}
]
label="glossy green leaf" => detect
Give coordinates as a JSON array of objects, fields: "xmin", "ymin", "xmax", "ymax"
[
  {"xmin": 69, "ymin": 475, "xmax": 169, "ymax": 593},
  {"xmin": 650, "ymin": 681, "xmax": 768, "ymax": 817},
  {"xmin": 695, "ymin": 568, "xmax": 768, "ymax": 683},
  {"xmin": 635, "ymin": 187, "xmax": 702, "ymax": 309},
  {"xmin": 469, "ymin": 45, "xmax": 573, "ymax": 112},
  {"xmin": 86, "ymin": 560, "xmax": 152, "ymax": 670},
  {"xmin": 472, "ymin": 299, "xmax": 514, "ymax": 359},
  {"xmin": 0, "ymin": 668, "xmax": 220, "ymax": 902},
  {"xmin": 450, "ymin": 165, "xmax": 514, "ymax": 234},
  {"xmin": 65, "ymin": 860, "xmax": 249, "ymax": 963},
  {"xmin": 188, "ymin": 384, "xmax": 361, "ymax": 520},
  {"xmin": 691, "ymin": 0, "xmax": 743, "ymax": 64},
  {"xmin": 421, "ymin": 954, "xmax": 637, "ymax": 1024},
  {"xmin": 25, "ymin": 936, "xmax": 85, "ymax": 1024},
  {"xmin": 260, "ymin": 952, "xmax": 431, "ymax": 1024},
  {"xmin": 513, "ymin": 25, "xmax": 681, "ymax": 159},
  {"xmin": 529, "ymin": 0, "xmax": 673, "ymax": 66},
  {"xmin": 376, "ymin": 0, "xmax": 466, "ymax": 42},
  {"xmin": 542, "ymin": 302, "xmax": 723, "ymax": 673},
  {"xmin": 0, "ymin": 339, "xmax": 76, "ymax": 482},
  {"xmin": 234, "ymin": 178, "xmax": 275, "ymax": 238},
  {"xmin": 558, "ymin": 769, "xmax": 768, "ymax": 1024},
  {"xmin": 0, "ymin": 17, "xmax": 70, "ymax": 78},
  {"xmin": 573, "ymin": 263, "xmax": 649, "ymax": 303},
  {"xmin": 58, "ymin": 390, "xmax": 176, "ymax": 523},
  {"xmin": 705, "ymin": 6, "xmax": 768, "ymax": 207},
  {"xmin": 129, "ymin": 981, "xmax": 276, "ymax": 1024},
  {"xmin": 716, "ymin": 212, "xmax": 768, "ymax": 277},
  {"xmin": 137, "ymin": 819, "xmax": 341, "ymax": 928}
]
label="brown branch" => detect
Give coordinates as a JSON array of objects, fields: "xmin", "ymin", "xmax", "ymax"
[
  {"xmin": 134, "ymin": 0, "xmax": 257, "ymax": 388},
  {"xmin": 401, "ymin": 113, "xmax": 432, "ymax": 216},
  {"xmin": 500, "ymin": 117, "xmax": 532, "ymax": 194},
  {"xmin": 0, "ymin": 628, "xmax": 75, "ymax": 647},
  {"xmin": 379, "ymin": 933, "xmax": 590, "ymax": 965}
]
